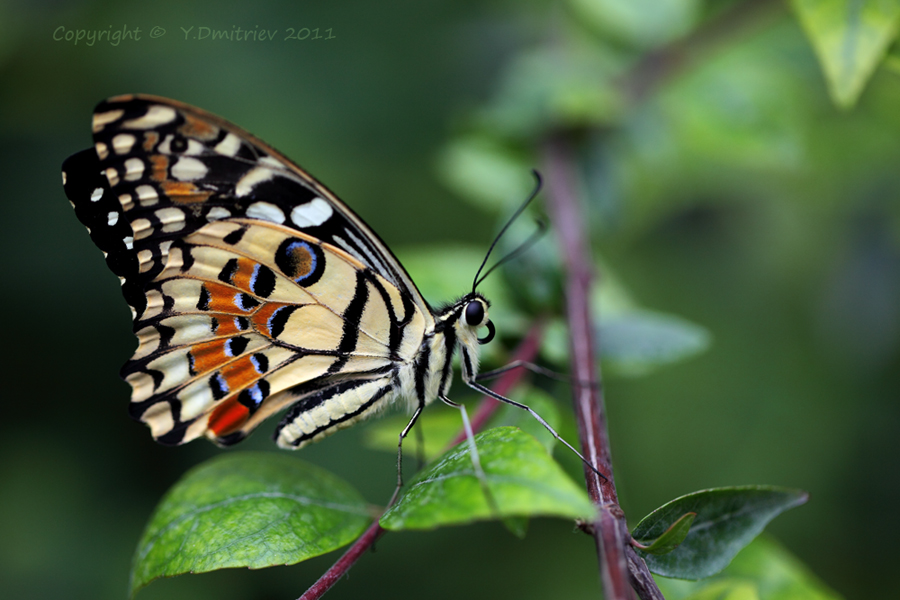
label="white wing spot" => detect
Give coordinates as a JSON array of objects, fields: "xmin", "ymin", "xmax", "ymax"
[
  {"xmin": 61, "ymin": 171, "xmax": 67, "ymax": 185},
  {"xmin": 107, "ymin": 211, "xmax": 119, "ymax": 226},
  {"xmin": 119, "ymin": 193, "xmax": 134, "ymax": 211},
  {"xmin": 246, "ymin": 201, "xmax": 285, "ymax": 224},
  {"xmin": 112, "ymin": 133, "xmax": 136, "ymax": 155},
  {"xmin": 135, "ymin": 184, "xmax": 159, "ymax": 207},
  {"xmin": 92, "ymin": 109, "xmax": 124, "ymax": 133},
  {"xmin": 214, "ymin": 133, "xmax": 242, "ymax": 156},
  {"xmin": 156, "ymin": 207, "xmax": 186, "ymax": 233},
  {"xmin": 91, "ymin": 187, "xmax": 103, "ymax": 202},
  {"xmin": 122, "ymin": 105, "xmax": 177, "ymax": 129},
  {"xmin": 184, "ymin": 139, "xmax": 205, "ymax": 155},
  {"xmin": 259, "ymin": 156, "xmax": 284, "ymax": 169},
  {"xmin": 207, "ymin": 206, "xmax": 231, "ymax": 221},
  {"xmin": 235, "ymin": 167, "xmax": 274, "ymax": 197},
  {"xmin": 132, "ymin": 218, "xmax": 153, "ymax": 240},
  {"xmin": 171, "ymin": 157, "xmax": 208, "ymax": 181},
  {"xmin": 124, "ymin": 157, "xmax": 145, "ymax": 181},
  {"xmin": 124, "ymin": 236, "xmax": 134, "ymax": 250},
  {"xmin": 95, "ymin": 142, "xmax": 109, "ymax": 160},
  {"xmin": 104, "ymin": 167, "xmax": 119, "ymax": 187},
  {"xmin": 291, "ymin": 197, "xmax": 333, "ymax": 227}
]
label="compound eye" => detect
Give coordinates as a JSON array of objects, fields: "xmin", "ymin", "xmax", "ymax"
[{"xmin": 464, "ymin": 300, "xmax": 485, "ymax": 327}]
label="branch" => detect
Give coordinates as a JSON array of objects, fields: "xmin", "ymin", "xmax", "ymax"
[
  {"xmin": 298, "ymin": 322, "xmax": 544, "ymax": 600},
  {"xmin": 627, "ymin": 547, "xmax": 666, "ymax": 600},
  {"xmin": 543, "ymin": 137, "xmax": 661, "ymax": 600}
]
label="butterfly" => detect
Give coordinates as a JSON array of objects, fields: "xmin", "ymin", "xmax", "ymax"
[
  {"xmin": 61, "ymin": 94, "xmax": 508, "ymax": 453},
  {"xmin": 61, "ymin": 94, "xmax": 607, "ymax": 488}
]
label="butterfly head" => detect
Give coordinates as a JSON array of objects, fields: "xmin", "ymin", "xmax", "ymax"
[
  {"xmin": 465, "ymin": 294, "xmax": 495, "ymax": 345},
  {"xmin": 448, "ymin": 292, "xmax": 495, "ymax": 347}
]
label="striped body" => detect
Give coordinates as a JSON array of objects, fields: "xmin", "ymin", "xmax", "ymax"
[{"xmin": 62, "ymin": 95, "xmax": 490, "ymax": 449}]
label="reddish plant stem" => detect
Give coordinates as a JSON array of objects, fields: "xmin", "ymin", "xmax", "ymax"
[
  {"xmin": 298, "ymin": 323, "xmax": 543, "ymax": 600},
  {"xmin": 298, "ymin": 519, "xmax": 386, "ymax": 600},
  {"xmin": 627, "ymin": 547, "xmax": 666, "ymax": 600},
  {"xmin": 543, "ymin": 137, "xmax": 640, "ymax": 600}
]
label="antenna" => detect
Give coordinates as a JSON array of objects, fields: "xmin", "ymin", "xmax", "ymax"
[{"xmin": 471, "ymin": 170, "xmax": 544, "ymax": 292}]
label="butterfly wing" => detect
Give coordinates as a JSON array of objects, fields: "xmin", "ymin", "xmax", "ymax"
[{"xmin": 62, "ymin": 95, "xmax": 432, "ymax": 447}]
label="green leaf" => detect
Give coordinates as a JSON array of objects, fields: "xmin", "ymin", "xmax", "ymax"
[
  {"xmin": 654, "ymin": 536, "xmax": 845, "ymax": 600},
  {"xmin": 130, "ymin": 453, "xmax": 370, "ymax": 597},
  {"xmin": 380, "ymin": 427, "xmax": 595, "ymax": 530},
  {"xmin": 632, "ymin": 486, "xmax": 808, "ymax": 580},
  {"xmin": 791, "ymin": 0, "xmax": 900, "ymax": 107},
  {"xmin": 598, "ymin": 310, "xmax": 712, "ymax": 376},
  {"xmin": 637, "ymin": 511, "xmax": 696, "ymax": 555}
]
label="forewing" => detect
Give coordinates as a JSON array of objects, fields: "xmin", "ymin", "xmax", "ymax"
[{"xmin": 62, "ymin": 93, "xmax": 430, "ymax": 327}]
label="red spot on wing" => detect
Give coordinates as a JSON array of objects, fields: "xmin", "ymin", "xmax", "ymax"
[{"xmin": 208, "ymin": 397, "xmax": 250, "ymax": 437}]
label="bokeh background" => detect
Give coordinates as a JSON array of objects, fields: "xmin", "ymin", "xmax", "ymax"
[{"xmin": 2, "ymin": 1, "xmax": 899, "ymax": 598}]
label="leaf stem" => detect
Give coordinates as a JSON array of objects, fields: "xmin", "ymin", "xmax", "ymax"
[{"xmin": 297, "ymin": 323, "xmax": 543, "ymax": 600}]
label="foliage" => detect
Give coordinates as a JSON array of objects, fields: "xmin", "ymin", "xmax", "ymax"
[
  {"xmin": 130, "ymin": 453, "xmax": 370, "ymax": 596},
  {"xmin": 631, "ymin": 486, "xmax": 808, "ymax": 579}
]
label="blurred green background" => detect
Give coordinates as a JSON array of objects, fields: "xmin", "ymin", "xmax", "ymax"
[{"xmin": 2, "ymin": 0, "xmax": 899, "ymax": 598}]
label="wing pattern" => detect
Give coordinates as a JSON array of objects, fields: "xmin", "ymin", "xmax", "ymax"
[{"xmin": 62, "ymin": 95, "xmax": 433, "ymax": 448}]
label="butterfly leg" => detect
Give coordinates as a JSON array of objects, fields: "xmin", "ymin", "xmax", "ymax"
[
  {"xmin": 461, "ymin": 357, "xmax": 609, "ymax": 482},
  {"xmin": 387, "ymin": 401, "xmax": 425, "ymax": 508},
  {"xmin": 475, "ymin": 360, "xmax": 600, "ymax": 389},
  {"xmin": 439, "ymin": 394, "xmax": 500, "ymax": 517}
]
